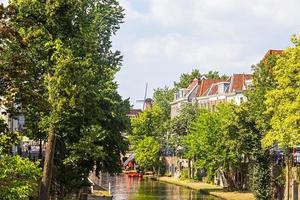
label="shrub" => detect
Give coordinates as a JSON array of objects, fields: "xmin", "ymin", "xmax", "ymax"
[
  {"xmin": 179, "ymin": 168, "xmax": 189, "ymax": 180},
  {"xmin": 0, "ymin": 155, "xmax": 41, "ymax": 200}
]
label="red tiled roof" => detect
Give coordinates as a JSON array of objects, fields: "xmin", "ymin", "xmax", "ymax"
[
  {"xmin": 186, "ymin": 78, "xmax": 199, "ymax": 91},
  {"xmin": 264, "ymin": 49, "xmax": 283, "ymax": 58},
  {"xmin": 196, "ymin": 79, "xmax": 223, "ymax": 97},
  {"xmin": 229, "ymin": 74, "xmax": 252, "ymax": 92},
  {"xmin": 207, "ymin": 84, "xmax": 218, "ymax": 96},
  {"xmin": 263, "ymin": 49, "xmax": 284, "ymax": 66}
]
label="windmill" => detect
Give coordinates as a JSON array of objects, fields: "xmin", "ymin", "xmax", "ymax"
[{"xmin": 136, "ymin": 83, "xmax": 153, "ymax": 110}]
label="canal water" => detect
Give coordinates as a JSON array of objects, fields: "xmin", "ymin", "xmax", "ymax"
[{"xmin": 97, "ymin": 174, "xmax": 219, "ymax": 200}]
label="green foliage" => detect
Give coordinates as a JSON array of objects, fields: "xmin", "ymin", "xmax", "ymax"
[
  {"xmin": 184, "ymin": 104, "xmax": 242, "ymax": 181},
  {"xmin": 0, "ymin": 131, "xmax": 20, "ymax": 153},
  {"xmin": 244, "ymin": 49, "xmax": 281, "ymax": 199},
  {"xmin": 0, "ymin": 154, "xmax": 41, "ymax": 200},
  {"xmin": 250, "ymin": 153, "xmax": 272, "ymax": 200},
  {"xmin": 169, "ymin": 104, "xmax": 198, "ymax": 148},
  {"xmin": 174, "ymin": 69, "xmax": 201, "ymax": 90},
  {"xmin": 179, "ymin": 168, "xmax": 189, "ymax": 180},
  {"xmin": 246, "ymin": 56, "xmax": 279, "ymax": 136},
  {"xmin": 130, "ymin": 105, "xmax": 165, "ymax": 145},
  {"xmin": 153, "ymin": 86, "xmax": 174, "ymax": 120},
  {"xmin": 263, "ymin": 39, "xmax": 300, "ymax": 148},
  {"xmin": 205, "ymin": 71, "xmax": 228, "ymax": 80},
  {"xmin": 225, "ymin": 103, "xmax": 273, "ymax": 198},
  {"xmin": 0, "ymin": 0, "xmax": 129, "ymax": 196},
  {"xmin": 0, "ymin": 118, "xmax": 21, "ymax": 153},
  {"xmin": 173, "ymin": 69, "xmax": 228, "ymax": 90},
  {"xmin": 134, "ymin": 137, "xmax": 160, "ymax": 170},
  {"xmin": 170, "ymin": 104, "xmax": 198, "ymax": 136},
  {"xmin": 130, "ymin": 106, "xmax": 163, "ymax": 170}
]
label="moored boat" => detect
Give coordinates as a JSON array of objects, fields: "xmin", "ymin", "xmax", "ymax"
[{"xmin": 127, "ymin": 171, "xmax": 143, "ymax": 177}]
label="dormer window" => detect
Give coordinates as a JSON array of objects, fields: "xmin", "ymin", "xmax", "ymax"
[
  {"xmin": 175, "ymin": 89, "xmax": 190, "ymax": 100},
  {"xmin": 217, "ymin": 82, "xmax": 230, "ymax": 94},
  {"xmin": 224, "ymin": 83, "xmax": 230, "ymax": 93}
]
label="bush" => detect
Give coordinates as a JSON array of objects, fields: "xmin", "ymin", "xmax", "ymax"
[
  {"xmin": 0, "ymin": 154, "xmax": 41, "ymax": 200},
  {"xmin": 158, "ymin": 161, "xmax": 166, "ymax": 176},
  {"xmin": 179, "ymin": 168, "xmax": 189, "ymax": 180}
]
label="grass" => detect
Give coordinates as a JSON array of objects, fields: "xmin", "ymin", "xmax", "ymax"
[{"xmin": 156, "ymin": 176, "xmax": 254, "ymax": 200}]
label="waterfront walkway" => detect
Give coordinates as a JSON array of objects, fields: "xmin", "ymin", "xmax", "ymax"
[{"xmin": 156, "ymin": 176, "xmax": 254, "ymax": 200}]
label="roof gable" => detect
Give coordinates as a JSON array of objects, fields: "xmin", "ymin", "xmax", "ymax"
[
  {"xmin": 186, "ymin": 78, "xmax": 199, "ymax": 91},
  {"xmin": 229, "ymin": 74, "xmax": 252, "ymax": 92},
  {"xmin": 196, "ymin": 79, "xmax": 223, "ymax": 97},
  {"xmin": 264, "ymin": 49, "xmax": 283, "ymax": 58}
]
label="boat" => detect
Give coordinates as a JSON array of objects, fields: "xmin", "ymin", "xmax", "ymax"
[{"xmin": 127, "ymin": 171, "xmax": 143, "ymax": 178}]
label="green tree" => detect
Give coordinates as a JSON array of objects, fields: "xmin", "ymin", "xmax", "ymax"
[
  {"xmin": 0, "ymin": 117, "xmax": 41, "ymax": 200},
  {"xmin": 153, "ymin": 86, "xmax": 174, "ymax": 120},
  {"xmin": 134, "ymin": 136, "xmax": 160, "ymax": 171},
  {"xmin": 0, "ymin": 118, "xmax": 21, "ymax": 154},
  {"xmin": 184, "ymin": 104, "xmax": 243, "ymax": 188},
  {"xmin": 0, "ymin": 0, "xmax": 128, "ymax": 198},
  {"xmin": 206, "ymin": 71, "xmax": 228, "ymax": 80},
  {"xmin": 174, "ymin": 69, "xmax": 201, "ymax": 89},
  {"xmin": 169, "ymin": 104, "xmax": 199, "ymax": 179},
  {"xmin": 263, "ymin": 38, "xmax": 300, "ymax": 200},
  {"xmin": 227, "ymin": 104, "xmax": 273, "ymax": 197},
  {"xmin": 130, "ymin": 105, "xmax": 165, "ymax": 146},
  {"xmin": 169, "ymin": 104, "xmax": 198, "ymax": 148},
  {"xmin": 173, "ymin": 69, "xmax": 227, "ymax": 90},
  {"xmin": 263, "ymin": 43, "xmax": 300, "ymax": 148},
  {"xmin": 243, "ymin": 50, "xmax": 282, "ymax": 200}
]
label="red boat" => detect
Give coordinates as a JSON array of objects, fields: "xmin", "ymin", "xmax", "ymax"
[{"xmin": 127, "ymin": 171, "xmax": 143, "ymax": 178}]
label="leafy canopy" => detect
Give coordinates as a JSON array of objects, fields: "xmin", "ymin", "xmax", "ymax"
[
  {"xmin": 184, "ymin": 104, "xmax": 242, "ymax": 180},
  {"xmin": 153, "ymin": 86, "xmax": 174, "ymax": 120},
  {"xmin": 169, "ymin": 104, "xmax": 199, "ymax": 148},
  {"xmin": 173, "ymin": 69, "xmax": 228, "ymax": 90},
  {"xmin": 134, "ymin": 136, "xmax": 160, "ymax": 170},
  {"xmin": 0, "ymin": 155, "xmax": 41, "ymax": 200},
  {"xmin": 263, "ymin": 38, "xmax": 300, "ymax": 148},
  {"xmin": 130, "ymin": 105, "xmax": 165, "ymax": 145},
  {"xmin": 0, "ymin": 0, "xmax": 129, "ymax": 195}
]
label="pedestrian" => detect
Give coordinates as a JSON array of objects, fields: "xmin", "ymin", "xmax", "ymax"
[{"xmin": 28, "ymin": 145, "xmax": 32, "ymax": 159}]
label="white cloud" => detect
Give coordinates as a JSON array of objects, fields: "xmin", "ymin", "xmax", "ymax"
[
  {"xmin": 147, "ymin": 0, "xmax": 300, "ymax": 28},
  {"xmin": 132, "ymin": 33, "xmax": 255, "ymax": 75},
  {"xmin": 114, "ymin": 0, "xmax": 300, "ymax": 105}
]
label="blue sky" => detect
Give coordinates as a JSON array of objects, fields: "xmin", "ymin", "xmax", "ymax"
[{"xmin": 1, "ymin": 0, "xmax": 300, "ymax": 108}]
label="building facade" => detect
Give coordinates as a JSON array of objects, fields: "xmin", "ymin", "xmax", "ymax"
[
  {"xmin": 194, "ymin": 74, "xmax": 252, "ymax": 110},
  {"xmin": 170, "ymin": 73, "xmax": 252, "ymax": 118}
]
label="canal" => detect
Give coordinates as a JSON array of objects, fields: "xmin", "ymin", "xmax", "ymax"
[{"xmin": 97, "ymin": 174, "xmax": 219, "ymax": 200}]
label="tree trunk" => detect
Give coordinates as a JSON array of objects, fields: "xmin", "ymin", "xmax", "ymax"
[
  {"xmin": 59, "ymin": 141, "xmax": 65, "ymax": 198},
  {"xmin": 284, "ymin": 154, "xmax": 291, "ymax": 200},
  {"xmin": 39, "ymin": 127, "xmax": 56, "ymax": 200},
  {"xmin": 188, "ymin": 158, "xmax": 191, "ymax": 179},
  {"xmin": 39, "ymin": 139, "xmax": 43, "ymax": 159}
]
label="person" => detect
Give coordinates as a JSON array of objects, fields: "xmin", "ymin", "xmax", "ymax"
[{"xmin": 28, "ymin": 145, "xmax": 32, "ymax": 159}]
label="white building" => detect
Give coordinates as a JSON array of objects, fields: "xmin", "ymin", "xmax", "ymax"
[{"xmin": 194, "ymin": 74, "xmax": 252, "ymax": 110}]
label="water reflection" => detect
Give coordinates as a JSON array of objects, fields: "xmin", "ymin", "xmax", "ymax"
[{"xmin": 98, "ymin": 174, "xmax": 219, "ymax": 200}]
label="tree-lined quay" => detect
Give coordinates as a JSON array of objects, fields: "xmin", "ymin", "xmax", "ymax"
[{"xmin": 0, "ymin": 1, "xmax": 299, "ymax": 200}]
